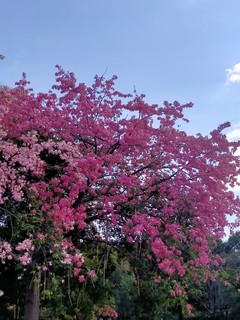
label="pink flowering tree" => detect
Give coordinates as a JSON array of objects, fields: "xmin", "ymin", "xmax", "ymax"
[{"xmin": 1, "ymin": 67, "xmax": 240, "ymax": 319}]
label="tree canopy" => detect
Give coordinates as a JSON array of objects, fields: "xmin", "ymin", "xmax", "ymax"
[{"xmin": 0, "ymin": 67, "xmax": 240, "ymax": 319}]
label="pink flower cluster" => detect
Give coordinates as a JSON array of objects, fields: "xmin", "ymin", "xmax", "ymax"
[
  {"xmin": 170, "ymin": 280, "xmax": 186, "ymax": 297},
  {"xmin": 154, "ymin": 276, "xmax": 161, "ymax": 283},
  {"xmin": 98, "ymin": 305, "xmax": 118, "ymax": 319},
  {"xmin": 58, "ymin": 240, "xmax": 85, "ymax": 282},
  {"xmin": 15, "ymin": 239, "xmax": 35, "ymax": 266},
  {"xmin": 37, "ymin": 233, "xmax": 45, "ymax": 241},
  {"xmin": 88, "ymin": 269, "xmax": 96, "ymax": 279},
  {"xmin": 73, "ymin": 269, "xmax": 96, "ymax": 283},
  {"xmin": 186, "ymin": 304, "xmax": 193, "ymax": 315},
  {"xmin": 60, "ymin": 248, "xmax": 84, "ymax": 267},
  {"xmin": 16, "ymin": 239, "xmax": 35, "ymax": 252},
  {"xmin": 0, "ymin": 242, "xmax": 13, "ymax": 263},
  {"xmin": 19, "ymin": 252, "xmax": 32, "ymax": 266}
]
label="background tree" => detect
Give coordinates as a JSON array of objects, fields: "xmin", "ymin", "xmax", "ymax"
[{"xmin": 180, "ymin": 233, "xmax": 240, "ymax": 320}]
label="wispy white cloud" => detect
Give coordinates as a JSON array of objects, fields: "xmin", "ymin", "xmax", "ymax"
[
  {"xmin": 226, "ymin": 63, "xmax": 240, "ymax": 83},
  {"xmin": 227, "ymin": 127, "xmax": 240, "ymax": 141},
  {"xmin": 226, "ymin": 126, "xmax": 240, "ymax": 196}
]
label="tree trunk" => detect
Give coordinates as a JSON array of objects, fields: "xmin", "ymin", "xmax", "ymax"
[
  {"xmin": 178, "ymin": 304, "xmax": 184, "ymax": 320},
  {"xmin": 24, "ymin": 270, "xmax": 41, "ymax": 320}
]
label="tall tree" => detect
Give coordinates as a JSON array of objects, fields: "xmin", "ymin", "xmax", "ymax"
[{"xmin": 0, "ymin": 67, "xmax": 240, "ymax": 319}]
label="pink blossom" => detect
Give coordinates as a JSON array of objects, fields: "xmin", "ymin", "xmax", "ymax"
[
  {"xmin": 126, "ymin": 236, "xmax": 133, "ymax": 244},
  {"xmin": 88, "ymin": 269, "xmax": 96, "ymax": 279},
  {"xmin": 154, "ymin": 276, "xmax": 161, "ymax": 283},
  {"xmin": 78, "ymin": 275, "xmax": 85, "ymax": 283},
  {"xmin": 16, "ymin": 239, "xmax": 34, "ymax": 252},
  {"xmin": 0, "ymin": 242, "xmax": 13, "ymax": 263},
  {"xmin": 19, "ymin": 252, "xmax": 31, "ymax": 265},
  {"xmin": 170, "ymin": 289, "xmax": 176, "ymax": 297},
  {"xmin": 37, "ymin": 233, "xmax": 45, "ymax": 241},
  {"xmin": 41, "ymin": 266, "xmax": 48, "ymax": 271},
  {"xmin": 186, "ymin": 304, "xmax": 193, "ymax": 315},
  {"xmin": 73, "ymin": 268, "xmax": 81, "ymax": 276}
]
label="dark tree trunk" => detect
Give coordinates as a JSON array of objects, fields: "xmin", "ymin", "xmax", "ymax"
[
  {"xmin": 178, "ymin": 304, "xmax": 184, "ymax": 320},
  {"xmin": 24, "ymin": 270, "xmax": 41, "ymax": 320}
]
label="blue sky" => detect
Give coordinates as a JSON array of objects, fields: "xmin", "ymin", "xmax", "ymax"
[{"xmin": 1, "ymin": 0, "xmax": 240, "ymax": 136}]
